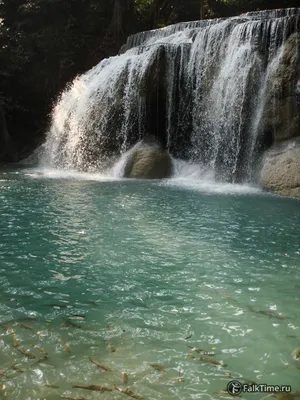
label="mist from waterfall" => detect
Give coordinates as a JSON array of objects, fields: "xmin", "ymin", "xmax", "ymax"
[{"xmin": 39, "ymin": 8, "xmax": 300, "ymax": 183}]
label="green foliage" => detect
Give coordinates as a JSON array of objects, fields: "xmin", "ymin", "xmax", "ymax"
[{"xmin": 135, "ymin": 0, "xmax": 153, "ymax": 13}]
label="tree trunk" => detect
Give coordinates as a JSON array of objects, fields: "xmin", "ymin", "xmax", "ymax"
[
  {"xmin": 109, "ymin": 0, "xmax": 134, "ymax": 37},
  {"xmin": 152, "ymin": 0, "xmax": 168, "ymax": 28},
  {"xmin": 0, "ymin": 97, "xmax": 11, "ymax": 161},
  {"xmin": 200, "ymin": 0, "xmax": 204, "ymax": 20},
  {"xmin": 152, "ymin": 0, "xmax": 159, "ymax": 28},
  {"xmin": 200, "ymin": 0, "xmax": 208, "ymax": 20}
]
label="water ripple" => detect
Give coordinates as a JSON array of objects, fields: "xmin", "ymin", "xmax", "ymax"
[{"xmin": 0, "ymin": 170, "xmax": 299, "ymax": 399}]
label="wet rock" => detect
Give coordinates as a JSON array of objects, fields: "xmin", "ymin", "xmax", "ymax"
[
  {"xmin": 261, "ymin": 137, "xmax": 300, "ymax": 198},
  {"xmin": 263, "ymin": 33, "xmax": 300, "ymax": 142},
  {"xmin": 123, "ymin": 143, "xmax": 173, "ymax": 179}
]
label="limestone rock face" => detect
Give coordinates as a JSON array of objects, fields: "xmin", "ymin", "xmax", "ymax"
[
  {"xmin": 123, "ymin": 145, "xmax": 173, "ymax": 179},
  {"xmin": 263, "ymin": 33, "xmax": 300, "ymax": 142},
  {"xmin": 261, "ymin": 137, "xmax": 300, "ymax": 198}
]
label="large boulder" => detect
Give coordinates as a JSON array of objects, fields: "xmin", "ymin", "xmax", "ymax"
[
  {"xmin": 123, "ymin": 144, "xmax": 173, "ymax": 179},
  {"xmin": 261, "ymin": 137, "xmax": 300, "ymax": 198}
]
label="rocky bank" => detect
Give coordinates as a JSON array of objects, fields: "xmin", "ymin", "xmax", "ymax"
[{"xmin": 261, "ymin": 137, "xmax": 300, "ymax": 198}]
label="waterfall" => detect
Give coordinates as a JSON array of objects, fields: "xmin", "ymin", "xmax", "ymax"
[{"xmin": 39, "ymin": 8, "xmax": 300, "ymax": 182}]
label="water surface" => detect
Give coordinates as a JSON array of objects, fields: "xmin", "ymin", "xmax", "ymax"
[{"xmin": 0, "ymin": 169, "xmax": 300, "ymax": 400}]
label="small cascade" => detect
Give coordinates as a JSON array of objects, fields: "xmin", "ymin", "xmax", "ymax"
[{"xmin": 39, "ymin": 8, "xmax": 300, "ymax": 183}]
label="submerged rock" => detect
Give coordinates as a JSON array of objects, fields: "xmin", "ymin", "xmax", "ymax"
[
  {"xmin": 123, "ymin": 143, "xmax": 173, "ymax": 179},
  {"xmin": 261, "ymin": 137, "xmax": 300, "ymax": 198}
]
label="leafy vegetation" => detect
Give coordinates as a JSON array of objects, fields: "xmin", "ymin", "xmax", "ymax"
[{"xmin": 0, "ymin": 0, "xmax": 299, "ymax": 161}]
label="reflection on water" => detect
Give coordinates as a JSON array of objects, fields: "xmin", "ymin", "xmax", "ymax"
[{"xmin": 0, "ymin": 169, "xmax": 299, "ymax": 399}]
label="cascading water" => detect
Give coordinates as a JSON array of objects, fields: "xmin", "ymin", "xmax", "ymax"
[{"xmin": 39, "ymin": 8, "xmax": 300, "ymax": 182}]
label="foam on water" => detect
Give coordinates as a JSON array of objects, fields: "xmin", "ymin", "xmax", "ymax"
[
  {"xmin": 161, "ymin": 178, "xmax": 262, "ymax": 195},
  {"xmin": 25, "ymin": 162, "xmax": 263, "ymax": 196},
  {"xmin": 162, "ymin": 158, "xmax": 263, "ymax": 195},
  {"xmin": 23, "ymin": 168, "xmax": 122, "ymax": 182}
]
